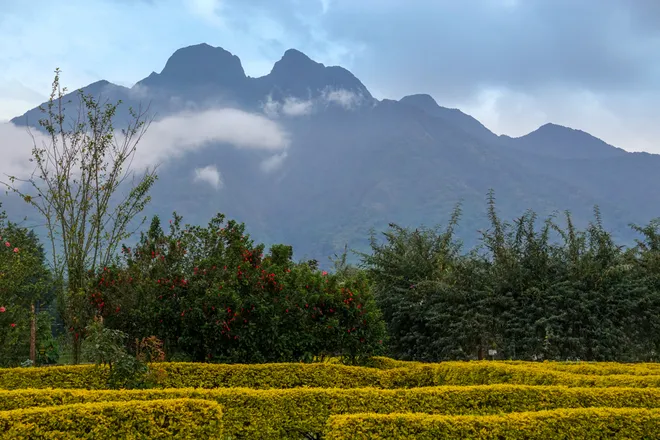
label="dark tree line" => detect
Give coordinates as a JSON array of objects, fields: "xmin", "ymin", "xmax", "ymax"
[{"xmin": 361, "ymin": 192, "xmax": 660, "ymax": 362}]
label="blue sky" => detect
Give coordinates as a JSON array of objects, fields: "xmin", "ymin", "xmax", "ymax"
[{"xmin": 1, "ymin": 0, "xmax": 659, "ymax": 152}]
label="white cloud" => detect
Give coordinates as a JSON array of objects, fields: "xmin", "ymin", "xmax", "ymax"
[
  {"xmin": 127, "ymin": 83, "xmax": 150, "ymax": 99},
  {"xmin": 193, "ymin": 164, "xmax": 223, "ymax": 189},
  {"xmin": 282, "ymin": 98, "xmax": 314, "ymax": 116},
  {"xmin": 133, "ymin": 107, "xmax": 290, "ymax": 169},
  {"xmin": 262, "ymin": 96, "xmax": 282, "ymax": 118},
  {"xmin": 262, "ymin": 95, "xmax": 314, "ymax": 118},
  {"xmin": 261, "ymin": 88, "xmax": 363, "ymax": 118},
  {"xmin": 0, "ymin": 123, "xmax": 42, "ymax": 181},
  {"xmin": 1, "ymin": 107, "xmax": 291, "ymax": 186},
  {"xmin": 260, "ymin": 152, "xmax": 288, "ymax": 172},
  {"xmin": 185, "ymin": 0, "xmax": 225, "ymax": 27},
  {"xmin": 322, "ymin": 88, "xmax": 363, "ymax": 110}
]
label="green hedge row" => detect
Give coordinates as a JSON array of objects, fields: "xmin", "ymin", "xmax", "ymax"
[
  {"xmin": 3, "ymin": 362, "xmax": 660, "ymax": 390},
  {"xmin": 6, "ymin": 362, "xmax": 660, "ymax": 389},
  {"xmin": 2, "ymin": 385, "xmax": 660, "ymax": 439},
  {"xmin": 325, "ymin": 407, "xmax": 660, "ymax": 439},
  {"xmin": 0, "ymin": 398, "xmax": 222, "ymax": 439},
  {"xmin": 365, "ymin": 357, "xmax": 660, "ymax": 375}
]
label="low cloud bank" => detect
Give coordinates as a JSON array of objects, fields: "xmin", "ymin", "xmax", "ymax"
[
  {"xmin": 261, "ymin": 87, "xmax": 367, "ymax": 118},
  {"xmin": 0, "ymin": 106, "xmax": 291, "ymax": 185}
]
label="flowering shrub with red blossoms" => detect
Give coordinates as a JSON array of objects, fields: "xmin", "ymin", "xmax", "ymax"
[{"xmin": 92, "ymin": 213, "xmax": 386, "ymax": 364}]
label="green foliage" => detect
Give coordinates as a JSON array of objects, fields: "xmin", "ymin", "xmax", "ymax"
[
  {"xmin": 81, "ymin": 317, "xmax": 150, "ymax": 389},
  {"xmin": 6, "ymin": 361, "xmax": 660, "ymax": 391},
  {"xmin": 325, "ymin": 408, "xmax": 660, "ymax": 439},
  {"xmin": 92, "ymin": 212, "xmax": 386, "ymax": 365},
  {"xmin": 362, "ymin": 193, "xmax": 660, "ymax": 362},
  {"xmin": 0, "ymin": 205, "xmax": 54, "ymax": 367},
  {"xmin": 1, "ymin": 71, "xmax": 157, "ymax": 364},
  {"xmin": 3, "ymin": 384, "xmax": 660, "ymax": 439},
  {"xmin": 0, "ymin": 399, "xmax": 223, "ymax": 439}
]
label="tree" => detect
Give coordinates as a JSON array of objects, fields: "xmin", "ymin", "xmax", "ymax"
[
  {"xmin": 362, "ymin": 192, "xmax": 660, "ymax": 362},
  {"xmin": 94, "ymin": 212, "xmax": 386, "ymax": 364},
  {"xmin": 2, "ymin": 70, "xmax": 157, "ymax": 363},
  {"xmin": 0, "ymin": 204, "xmax": 53, "ymax": 366}
]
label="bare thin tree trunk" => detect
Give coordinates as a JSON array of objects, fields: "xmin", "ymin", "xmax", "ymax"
[{"xmin": 30, "ymin": 303, "xmax": 36, "ymax": 365}]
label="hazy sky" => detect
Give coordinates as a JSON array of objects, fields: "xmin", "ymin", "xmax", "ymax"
[{"xmin": 1, "ymin": 0, "xmax": 659, "ymax": 152}]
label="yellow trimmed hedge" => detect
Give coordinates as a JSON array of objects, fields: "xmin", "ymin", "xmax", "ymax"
[
  {"xmin": 325, "ymin": 407, "xmax": 660, "ymax": 439},
  {"xmin": 366, "ymin": 356, "xmax": 660, "ymax": 375},
  {"xmin": 2, "ymin": 386, "xmax": 660, "ymax": 439},
  {"xmin": 512, "ymin": 361, "xmax": 660, "ymax": 376},
  {"xmin": 0, "ymin": 398, "xmax": 223, "ymax": 439},
  {"xmin": 3, "ymin": 362, "xmax": 660, "ymax": 390}
]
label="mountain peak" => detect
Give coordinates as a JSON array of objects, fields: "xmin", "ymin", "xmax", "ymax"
[
  {"xmin": 139, "ymin": 43, "xmax": 246, "ymax": 89},
  {"xmin": 536, "ymin": 122, "xmax": 572, "ymax": 132},
  {"xmin": 526, "ymin": 122, "xmax": 593, "ymax": 140},
  {"xmin": 399, "ymin": 94, "xmax": 440, "ymax": 113},
  {"xmin": 269, "ymin": 49, "xmax": 324, "ymax": 78},
  {"xmin": 515, "ymin": 122, "xmax": 627, "ymax": 159},
  {"xmin": 398, "ymin": 93, "xmax": 496, "ymax": 142},
  {"xmin": 261, "ymin": 49, "xmax": 373, "ymax": 102}
]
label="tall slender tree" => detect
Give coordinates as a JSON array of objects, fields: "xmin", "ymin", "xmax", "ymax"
[{"xmin": 2, "ymin": 70, "xmax": 157, "ymax": 363}]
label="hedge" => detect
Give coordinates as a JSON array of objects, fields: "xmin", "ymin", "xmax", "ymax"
[
  {"xmin": 0, "ymin": 398, "xmax": 223, "ymax": 439},
  {"xmin": 325, "ymin": 407, "xmax": 660, "ymax": 439},
  {"xmin": 3, "ymin": 362, "xmax": 660, "ymax": 390},
  {"xmin": 365, "ymin": 357, "xmax": 660, "ymax": 375},
  {"xmin": 511, "ymin": 362, "xmax": 660, "ymax": 376},
  {"xmin": 2, "ymin": 385, "xmax": 660, "ymax": 439}
]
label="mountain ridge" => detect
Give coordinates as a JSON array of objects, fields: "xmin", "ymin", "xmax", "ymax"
[
  {"xmin": 5, "ymin": 43, "xmax": 658, "ymax": 266},
  {"xmin": 10, "ymin": 43, "xmax": 624, "ymax": 149}
]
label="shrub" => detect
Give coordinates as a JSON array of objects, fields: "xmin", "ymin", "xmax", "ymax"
[
  {"xmin": 2, "ymin": 385, "xmax": 660, "ymax": 438},
  {"xmin": 0, "ymin": 398, "xmax": 222, "ymax": 439},
  {"xmin": 94, "ymin": 214, "xmax": 386, "ymax": 364},
  {"xmin": 4, "ymin": 361, "xmax": 660, "ymax": 391},
  {"xmin": 325, "ymin": 407, "xmax": 660, "ymax": 439}
]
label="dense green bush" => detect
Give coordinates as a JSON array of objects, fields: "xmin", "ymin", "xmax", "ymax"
[
  {"xmin": 362, "ymin": 197, "xmax": 660, "ymax": 362},
  {"xmin": 92, "ymin": 213, "xmax": 386, "ymax": 365},
  {"xmin": 0, "ymin": 207, "xmax": 55, "ymax": 367}
]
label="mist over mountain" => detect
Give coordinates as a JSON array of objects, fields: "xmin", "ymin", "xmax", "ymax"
[{"xmin": 5, "ymin": 43, "xmax": 660, "ymax": 266}]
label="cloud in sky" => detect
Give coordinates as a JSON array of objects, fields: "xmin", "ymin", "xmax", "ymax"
[
  {"xmin": 261, "ymin": 88, "xmax": 366, "ymax": 118},
  {"xmin": 0, "ymin": 107, "xmax": 290, "ymax": 184},
  {"xmin": 134, "ymin": 108, "xmax": 289, "ymax": 169},
  {"xmin": 1, "ymin": 0, "xmax": 659, "ymax": 151},
  {"xmin": 193, "ymin": 164, "xmax": 224, "ymax": 189},
  {"xmin": 260, "ymin": 152, "xmax": 288, "ymax": 173},
  {"xmin": 262, "ymin": 95, "xmax": 314, "ymax": 118}
]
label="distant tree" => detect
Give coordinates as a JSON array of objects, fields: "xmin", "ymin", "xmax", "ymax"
[
  {"xmin": 2, "ymin": 69, "xmax": 157, "ymax": 363},
  {"xmin": 362, "ymin": 192, "xmax": 660, "ymax": 362}
]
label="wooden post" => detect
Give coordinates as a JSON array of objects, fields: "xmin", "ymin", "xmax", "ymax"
[{"xmin": 30, "ymin": 303, "xmax": 36, "ymax": 365}]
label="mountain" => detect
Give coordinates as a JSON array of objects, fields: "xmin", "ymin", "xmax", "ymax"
[
  {"xmin": 5, "ymin": 43, "xmax": 660, "ymax": 265},
  {"xmin": 502, "ymin": 122, "xmax": 628, "ymax": 159}
]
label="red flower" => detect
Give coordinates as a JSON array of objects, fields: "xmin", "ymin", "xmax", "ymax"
[
  {"xmin": 0, "ymin": 306, "xmax": 5, "ymax": 313},
  {"xmin": 4, "ymin": 242, "xmax": 9, "ymax": 247},
  {"xmin": 322, "ymin": 271, "xmax": 328, "ymax": 276},
  {"xmin": 13, "ymin": 247, "xmax": 19, "ymax": 253},
  {"xmin": 10, "ymin": 323, "xmax": 16, "ymax": 328}
]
